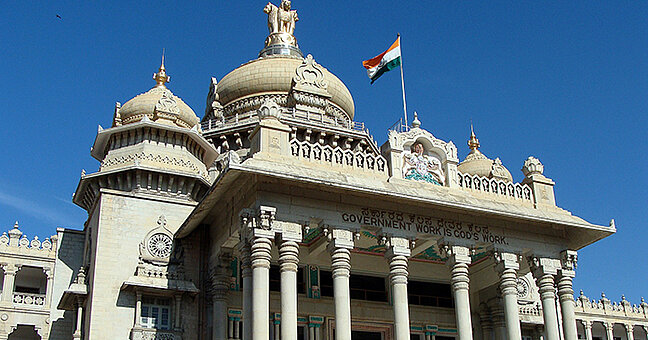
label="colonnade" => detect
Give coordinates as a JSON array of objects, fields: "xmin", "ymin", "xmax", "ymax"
[
  {"xmin": 579, "ymin": 320, "xmax": 648, "ymax": 340},
  {"xmin": 211, "ymin": 206, "xmax": 580, "ymax": 340}
]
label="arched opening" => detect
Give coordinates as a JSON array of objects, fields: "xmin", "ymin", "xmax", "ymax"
[
  {"xmin": 13, "ymin": 266, "xmax": 47, "ymax": 306},
  {"xmin": 8, "ymin": 325, "xmax": 41, "ymax": 340}
]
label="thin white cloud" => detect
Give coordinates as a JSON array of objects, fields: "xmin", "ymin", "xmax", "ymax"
[{"xmin": 0, "ymin": 190, "xmax": 78, "ymax": 227}]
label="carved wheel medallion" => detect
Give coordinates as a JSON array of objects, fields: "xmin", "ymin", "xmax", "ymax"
[
  {"xmin": 147, "ymin": 233, "xmax": 173, "ymax": 258},
  {"xmin": 517, "ymin": 278, "xmax": 530, "ymax": 299}
]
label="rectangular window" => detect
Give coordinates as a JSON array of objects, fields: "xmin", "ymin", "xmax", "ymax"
[
  {"xmin": 408, "ymin": 280, "xmax": 453, "ymax": 308},
  {"xmin": 141, "ymin": 297, "xmax": 171, "ymax": 330}
]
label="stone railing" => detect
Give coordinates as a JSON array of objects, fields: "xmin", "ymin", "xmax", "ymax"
[
  {"xmin": 575, "ymin": 291, "xmax": 648, "ymax": 320},
  {"xmin": 289, "ymin": 139, "xmax": 388, "ymax": 175},
  {"xmin": 457, "ymin": 172, "xmax": 533, "ymax": 203},
  {"xmin": 13, "ymin": 292, "xmax": 46, "ymax": 306},
  {"xmin": 202, "ymin": 108, "xmax": 369, "ymax": 135},
  {"xmin": 131, "ymin": 328, "xmax": 182, "ymax": 340},
  {"xmin": 519, "ymin": 302, "xmax": 542, "ymax": 317}
]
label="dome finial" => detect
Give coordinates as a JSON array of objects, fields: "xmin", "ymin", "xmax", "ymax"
[
  {"xmin": 153, "ymin": 49, "xmax": 170, "ymax": 88},
  {"xmin": 411, "ymin": 111, "xmax": 421, "ymax": 128},
  {"xmin": 468, "ymin": 122, "xmax": 480, "ymax": 151}
]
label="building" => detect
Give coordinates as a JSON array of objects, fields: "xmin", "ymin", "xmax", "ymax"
[{"xmin": 0, "ymin": 2, "xmax": 646, "ymax": 340}]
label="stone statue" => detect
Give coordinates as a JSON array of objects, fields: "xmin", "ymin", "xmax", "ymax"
[
  {"xmin": 264, "ymin": 1, "xmax": 298, "ymax": 36},
  {"xmin": 402, "ymin": 142, "xmax": 445, "ymax": 185}
]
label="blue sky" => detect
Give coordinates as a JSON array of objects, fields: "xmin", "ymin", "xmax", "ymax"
[{"xmin": 0, "ymin": 2, "xmax": 646, "ymax": 302}]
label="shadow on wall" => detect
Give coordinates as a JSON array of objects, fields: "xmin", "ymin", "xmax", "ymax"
[{"xmin": 49, "ymin": 231, "xmax": 85, "ymax": 339}]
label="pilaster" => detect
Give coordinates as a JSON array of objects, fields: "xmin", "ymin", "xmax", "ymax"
[{"xmin": 213, "ymin": 252, "xmax": 233, "ymax": 340}]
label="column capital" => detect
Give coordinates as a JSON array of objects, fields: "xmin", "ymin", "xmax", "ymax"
[
  {"xmin": 560, "ymin": 250, "xmax": 578, "ymax": 277},
  {"xmin": 1, "ymin": 263, "xmax": 20, "ymax": 276},
  {"xmin": 624, "ymin": 323, "xmax": 635, "ymax": 331},
  {"xmin": 325, "ymin": 227, "xmax": 356, "ymax": 251},
  {"xmin": 604, "ymin": 322, "xmax": 615, "ymax": 330},
  {"xmin": 442, "ymin": 244, "xmax": 472, "ymax": 266},
  {"xmin": 493, "ymin": 251, "xmax": 520, "ymax": 271},
  {"xmin": 212, "ymin": 252, "xmax": 233, "ymax": 301},
  {"xmin": 529, "ymin": 256, "xmax": 561, "ymax": 277},
  {"xmin": 278, "ymin": 238, "xmax": 299, "ymax": 272},
  {"xmin": 382, "ymin": 236, "xmax": 412, "ymax": 258},
  {"xmin": 277, "ymin": 221, "xmax": 303, "ymax": 243},
  {"xmin": 581, "ymin": 320, "xmax": 592, "ymax": 329}
]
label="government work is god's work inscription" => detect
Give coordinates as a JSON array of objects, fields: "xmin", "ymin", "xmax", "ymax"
[{"xmin": 341, "ymin": 208, "xmax": 509, "ymax": 245}]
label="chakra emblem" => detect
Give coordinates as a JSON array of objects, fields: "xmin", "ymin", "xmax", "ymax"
[{"xmin": 147, "ymin": 233, "xmax": 173, "ymax": 258}]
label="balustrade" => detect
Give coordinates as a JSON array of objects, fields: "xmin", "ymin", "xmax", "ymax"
[
  {"xmin": 458, "ymin": 172, "xmax": 533, "ymax": 203},
  {"xmin": 13, "ymin": 292, "xmax": 46, "ymax": 306}
]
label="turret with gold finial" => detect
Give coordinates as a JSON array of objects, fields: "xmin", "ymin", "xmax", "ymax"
[
  {"xmin": 152, "ymin": 51, "xmax": 170, "ymax": 88},
  {"xmin": 468, "ymin": 123, "xmax": 480, "ymax": 151}
]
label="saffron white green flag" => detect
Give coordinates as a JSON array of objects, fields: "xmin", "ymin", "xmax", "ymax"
[{"xmin": 362, "ymin": 37, "xmax": 401, "ymax": 84}]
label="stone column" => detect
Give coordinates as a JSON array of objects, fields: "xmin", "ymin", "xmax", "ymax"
[
  {"xmin": 43, "ymin": 267, "xmax": 54, "ymax": 308},
  {"xmin": 73, "ymin": 297, "xmax": 84, "ymax": 340},
  {"xmin": 174, "ymin": 294, "xmax": 182, "ymax": 331},
  {"xmin": 604, "ymin": 322, "xmax": 614, "ymax": 340},
  {"xmin": 279, "ymin": 224, "xmax": 302, "ymax": 340},
  {"xmin": 385, "ymin": 236, "xmax": 412, "ymax": 340},
  {"xmin": 558, "ymin": 251, "xmax": 578, "ymax": 340},
  {"xmin": 213, "ymin": 253, "xmax": 232, "ymax": 340},
  {"xmin": 581, "ymin": 320, "xmax": 592, "ymax": 340},
  {"xmin": 250, "ymin": 207, "xmax": 276, "ymax": 340},
  {"xmin": 530, "ymin": 257, "xmax": 562, "ymax": 340},
  {"xmin": 625, "ymin": 324, "xmax": 634, "ymax": 340},
  {"xmin": 326, "ymin": 228, "xmax": 355, "ymax": 340},
  {"xmin": 1, "ymin": 264, "xmax": 19, "ymax": 304},
  {"xmin": 494, "ymin": 252, "xmax": 522, "ymax": 340},
  {"xmin": 490, "ymin": 303, "xmax": 506, "ymax": 340},
  {"xmin": 479, "ymin": 303, "xmax": 493, "ymax": 340},
  {"xmin": 445, "ymin": 245, "xmax": 473, "ymax": 340},
  {"xmin": 135, "ymin": 291, "xmax": 142, "ymax": 327}
]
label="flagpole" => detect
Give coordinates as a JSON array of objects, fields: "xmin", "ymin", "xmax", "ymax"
[{"xmin": 397, "ymin": 33, "xmax": 408, "ymax": 128}]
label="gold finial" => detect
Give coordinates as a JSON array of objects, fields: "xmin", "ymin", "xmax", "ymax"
[
  {"xmin": 468, "ymin": 123, "xmax": 480, "ymax": 150},
  {"xmin": 153, "ymin": 49, "xmax": 170, "ymax": 88}
]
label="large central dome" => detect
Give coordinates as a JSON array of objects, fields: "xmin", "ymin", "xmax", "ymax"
[{"xmin": 216, "ymin": 55, "xmax": 355, "ymax": 120}]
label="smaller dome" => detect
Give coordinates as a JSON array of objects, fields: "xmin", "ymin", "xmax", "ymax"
[
  {"xmin": 457, "ymin": 127, "xmax": 513, "ymax": 182},
  {"xmin": 118, "ymin": 59, "xmax": 199, "ymax": 129}
]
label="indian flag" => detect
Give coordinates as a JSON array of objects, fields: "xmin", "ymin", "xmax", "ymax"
[{"xmin": 362, "ymin": 37, "xmax": 401, "ymax": 84}]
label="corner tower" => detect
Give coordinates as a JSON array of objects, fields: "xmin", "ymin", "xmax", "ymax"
[{"xmin": 72, "ymin": 59, "xmax": 218, "ymax": 339}]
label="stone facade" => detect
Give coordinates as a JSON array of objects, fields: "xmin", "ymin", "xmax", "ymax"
[{"xmin": 1, "ymin": 2, "xmax": 643, "ymax": 340}]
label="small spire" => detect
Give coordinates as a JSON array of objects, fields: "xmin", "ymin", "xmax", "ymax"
[
  {"xmin": 153, "ymin": 49, "xmax": 170, "ymax": 88},
  {"xmin": 411, "ymin": 111, "xmax": 421, "ymax": 128},
  {"xmin": 468, "ymin": 123, "xmax": 480, "ymax": 150},
  {"xmin": 13, "ymin": 221, "xmax": 18, "ymax": 229}
]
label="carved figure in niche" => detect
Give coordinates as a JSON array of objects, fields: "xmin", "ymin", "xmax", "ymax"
[
  {"xmin": 264, "ymin": 1, "xmax": 298, "ymax": 35},
  {"xmin": 402, "ymin": 142, "xmax": 445, "ymax": 185}
]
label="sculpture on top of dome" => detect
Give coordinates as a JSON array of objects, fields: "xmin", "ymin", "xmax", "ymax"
[
  {"xmin": 262, "ymin": 1, "xmax": 300, "ymax": 50},
  {"xmin": 264, "ymin": 1, "xmax": 298, "ymax": 36}
]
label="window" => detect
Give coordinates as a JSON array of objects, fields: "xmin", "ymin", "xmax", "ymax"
[
  {"xmin": 408, "ymin": 280, "xmax": 453, "ymax": 308},
  {"xmin": 141, "ymin": 297, "xmax": 171, "ymax": 330}
]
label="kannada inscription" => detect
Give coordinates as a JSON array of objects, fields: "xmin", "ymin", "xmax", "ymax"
[{"xmin": 341, "ymin": 207, "xmax": 509, "ymax": 245}]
